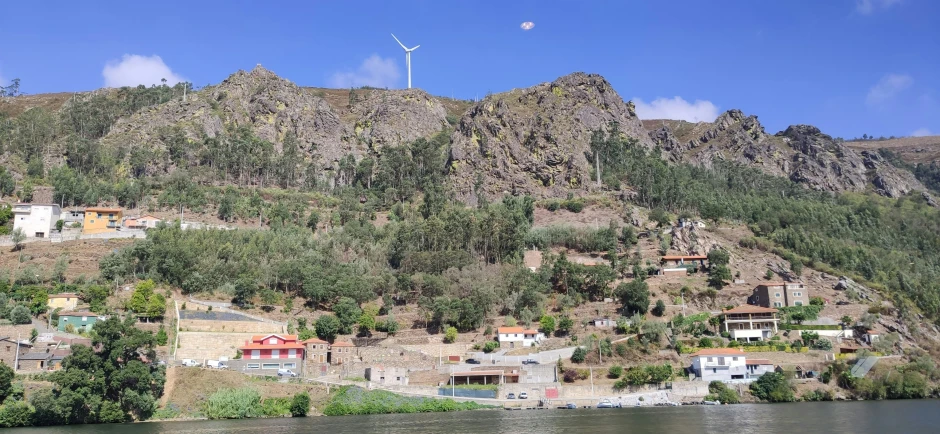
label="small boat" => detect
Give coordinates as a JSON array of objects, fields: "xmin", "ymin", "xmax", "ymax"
[
  {"xmin": 703, "ymin": 400, "xmax": 721, "ymax": 406},
  {"xmin": 560, "ymin": 402, "xmax": 577, "ymax": 409},
  {"xmin": 596, "ymin": 399, "xmax": 615, "ymax": 408},
  {"xmin": 666, "ymin": 402, "xmax": 680, "ymax": 406}
]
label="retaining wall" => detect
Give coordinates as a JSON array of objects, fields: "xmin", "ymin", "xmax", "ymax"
[{"xmin": 178, "ymin": 319, "xmax": 284, "ymax": 333}]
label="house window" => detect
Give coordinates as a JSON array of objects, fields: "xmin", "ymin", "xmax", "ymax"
[
  {"xmin": 774, "ymin": 293, "xmax": 781, "ymax": 298},
  {"xmin": 288, "ymin": 349, "xmax": 296, "ymax": 358},
  {"xmin": 732, "ymin": 357, "xmax": 738, "ymax": 361},
  {"xmin": 90, "ymin": 220, "xmax": 95, "ymax": 224},
  {"xmin": 272, "ymin": 349, "xmax": 280, "ymax": 358},
  {"xmin": 773, "ymin": 302, "xmax": 782, "ymax": 307},
  {"xmin": 707, "ymin": 357, "xmax": 713, "ymax": 362},
  {"xmin": 269, "ymin": 338, "xmax": 278, "ymax": 345},
  {"xmin": 713, "ymin": 368, "xmax": 717, "ymax": 373},
  {"xmin": 283, "ymin": 363, "xmax": 296, "ymax": 369},
  {"xmin": 251, "ymin": 350, "xmax": 260, "ymax": 359},
  {"xmin": 247, "ymin": 363, "xmax": 260, "ymax": 369},
  {"xmin": 794, "ymin": 292, "xmax": 803, "ymax": 297},
  {"xmin": 794, "ymin": 301, "xmax": 804, "ymax": 306},
  {"xmin": 262, "ymin": 363, "xmax": 280, "ymax": 369}
]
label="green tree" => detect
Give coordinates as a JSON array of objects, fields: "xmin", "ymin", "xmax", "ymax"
[
  {"xmin": 289, "ymin": 392, "xmax": 310, "ymax": 417},
  {"xmin": 9, "ymin": 305, "xmax": 30, "ymax": 324},
  {"xmin": 649, "ymin": 208, "xmax": 670, "ymax": 227},
  {"xmin": 332, "ymin": 297, "xmax": 362, "ymax": 335},
  {"xmin": 608, "ymin": 365, "xmax": 624, "ymax": 379},
  {"xmin": 571, "ymin": 347, "xmax": 587, "ymax": 363},
  {"xmin": 539, "ymin": 315, "xmax": 556, "ymax": 335},
  {"xmin": 652, "ymin": 299, "xmax": 666, "ymax": 317},
  {"xmin": 155, "ymin": 325, "xmax": 168, "ymax": 346},
  {"xmin": 708, "ymin": 265, "xmax": 732, "ymax": 289},
  {"xmin": 358, "ymin": 311, "xmax": 376, "ymax": 335},
  {"xmin": 617, "ymin": 280, "xmax": 649, "ymax": 315},
  {"xmin": 749, "ymin": 372, "xmax": 795, "ymax": 402},
  {"xmin": 557, "ymin": 316, "xmax": 574, "ymax": 336},
  {"xmin": 306, "ymin": 210, "xmax": 320, "ymax": 232},
  {"xmin": 444, "ymin": 326, "xmax": 458, "ymax": 343},
  {"xmin": 0, "ymin": 363, "xmax": 13, "ymax": 402},
  {"xmin": 11, "ymin": 229, "xmax": 25, "ymax": 252},
  {"xmin": 315, "ymin": 315, "xmax": 340, "ymax": 342}
]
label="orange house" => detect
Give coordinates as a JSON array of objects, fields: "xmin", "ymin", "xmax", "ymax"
[{"xmin": 82, "ymin": 207, "xmax": 123, "ymax": 234}]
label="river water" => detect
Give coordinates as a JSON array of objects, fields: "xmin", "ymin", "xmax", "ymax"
[{"xmin": 6, "ymin": 400, "xmax": 940, "ymax": 433}]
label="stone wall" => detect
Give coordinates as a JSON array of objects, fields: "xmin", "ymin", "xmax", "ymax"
[{"xmin": 176, "ymin": 332, "xmax": 255, "ymax": 361}]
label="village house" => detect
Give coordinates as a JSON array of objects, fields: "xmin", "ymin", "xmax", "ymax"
[
  {"xmin": 365, "ymin": 366, "xmax": 410, "ymax": 385},
  {"xmin": 720, "ymin": 305, "xmax": 780, "ymax": 342},
  {"xmin": 690, "ymin": 348, "xmax": 748, "ymax": 382},
  {"xmin": 58, "ymin": 312, "xmax": 106, "ymax": 333},
  {"xmin": 303, "ymin": 337, "xmax": 330, "ymax": 364},
  {"xmin": 496, "ymin": 327, "xmax": 545, "ymax": 348},
  {"xmin": 678, "ymin": 218, "xmax": 706, "ymax": 228},
  {"xmin": 864, "ymin": 330, "xmax": 881, "ymax": 345},
  {"xmin": 593, "ymin": 318, "xmax": 616, "ymax": 328},
  {"xmin": 62, "ymin": 210, "xmax": 84, "ymax": 225},
  {"xmin": 330, "ymin": 341, "xmax": 356, "ymax": 365},
  {"xmin": 82, "ymin": 207, "xmax": 123, "ymax": 234},
  {"xmin": 47, "ymin": 293, "xmax": 80, "ymax": 311},
  {"xmin": 450, "ymin": 369, "xmax": 520, "ymax": 385},
  {"xmin": 239, "ymin": 334, "xmax": 305, "ymax": 371},
  {"xmin": 0, "ymin": 336, "xmax": 32, "ymax": 368},
  {"xmin": 12, "ymin": 203, "xmax": 61, "ymax": 238},
  {"xmin": 124, "ymin": 215, "xmax": 162, "ymax": 230},
  {"xmin": 745, "ymin": 358, "xmax": 775, "ymax": 377},
  {"xmin": 749, "ymin": 282, "xmax": 809, "ymax": 308},
  {"xmin": 659, "ymin": 255, "xmax": 708, "ymax": 275}
]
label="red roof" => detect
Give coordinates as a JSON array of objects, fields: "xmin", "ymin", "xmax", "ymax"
[
  {"xmin": 331, "ymin": 341, "xmax": 354, "ymax": 347},
  {"xmin": 497, "ymin": 327, "xmax": 525, "ymax": 334},
  {"xmin": 691, "ymin": 348, "xmax": 746, "ymax": 357},
  {"xmin": 523, "ymin": 329, "xmax": 539, "ymax": 334},
  {"xmin": 249, "ymin": 334, "xmax": 298, "ymax": 342},
  {"xmin": 721, "ymin": 305, "xmax": 779, "ymax": 315},
  {"xmin": 49, "ymin": 293, "xmax": 79, "ymax": 299},
  {"xmin": 239, "ymin": 343, "xmax": 305, "ymax": 351},
  {"xmin": 661, "ymin": 255, "xmax": 708, "ymax": 260},
  {"xmin": 302, "ymin": 338, "xmax": 329, "ymax": 344}
]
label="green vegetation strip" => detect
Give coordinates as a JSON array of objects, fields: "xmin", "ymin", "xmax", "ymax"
[{"xmin": 323, "ymin": 386, "xmax": 490, "ymax": 416}]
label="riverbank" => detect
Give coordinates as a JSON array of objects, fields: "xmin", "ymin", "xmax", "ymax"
[{"xmin": 322, "ymin": 386, "xmax": 493, "ymax": 416}]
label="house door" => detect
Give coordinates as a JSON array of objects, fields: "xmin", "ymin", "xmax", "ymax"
[{"xmin": 510, "ymin": 342, "xmax": 515, "ymax": 349}]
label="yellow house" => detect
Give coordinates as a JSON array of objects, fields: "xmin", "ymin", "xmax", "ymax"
[
  {"xmin": 83, "ymin": 207, "xmax": 123, "ymax": 234},
  {"xmin": 47, "ymin": 293, "xmax": 80, "ymax": 311}
]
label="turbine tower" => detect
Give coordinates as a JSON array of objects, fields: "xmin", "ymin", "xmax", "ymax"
[{"xmin": 391, "ymin": 33, "xmax": 420, "ymax": 89}]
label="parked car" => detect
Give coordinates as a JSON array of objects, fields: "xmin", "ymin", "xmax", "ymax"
[
  {"xmin": 522, "ymin": 359, "xmax": 539, "ymax": 365},
  {"xmin": 206, "ymin": 360, "xmax": 228, "ymax": 369},
  {"xmin": 507, "ymin": 393, "xmax": 516, "ymax": 399},
  {"xmin": 181, "ymin": 359, "xmax": 200, "ymax": 367},
  {"xmin": 277, "ymin": 369, "xmax": 298, "ymax": 377},
  {"xmin": 565, "ymin": 402, "xmax": 577, "ymax": 409},
  {"xmin": 465, "ymin": 358, "xmax": 481, "ymax": 364},
  {"xmin": 518, "ymin": 392, "xmax": 528, "ymax": 399}
]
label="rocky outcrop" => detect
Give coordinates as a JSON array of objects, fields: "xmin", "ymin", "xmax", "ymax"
[
  {"xmin": 643, "ymin": 110, "xmax": 926, "ymax": 198},
  {"xmin": 447, "ymin": 72, "xmax": 653, "ymax": 202}
]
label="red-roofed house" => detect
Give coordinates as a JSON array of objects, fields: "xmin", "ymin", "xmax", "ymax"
[
  {"xmin": 240, "ymin": 334, "xmax": 304, "ymax": 360},
  {"xmin": 720, "ymin": 305, "xmax": 780, "ymax": 342},
  {"xmin": 496, "ymin": 327, "xmax": 545, "ymax": 348}
]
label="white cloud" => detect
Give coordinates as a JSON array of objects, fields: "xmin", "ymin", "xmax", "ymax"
[
  {"xmin": 329, "ymin": 55, "xmax": 400, "ymax": 88},
  {"xmin": 866, "ymin": 73, "xmax": 913, "ymax": 106},
  {"xmin": 633, "ymin": 96, "xmax": 719, "ymax": 123},
  {"xmin": 102, "ymin": 54, "xmax": 185, "ymax": 88},
  {"xmin": 856, "ymin": 0, "xmax": 902, "ymax": 15},
  {"xmin": 911, "ymin": 128, "xmax": 933, "ymax": 137}
]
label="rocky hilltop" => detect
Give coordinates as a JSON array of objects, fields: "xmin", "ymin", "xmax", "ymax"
[
  {"xmin": 101, "ymin": 65, "xmax": 449, "ymax": 173},
  {"xmin": 643, "ymin": 110, "xmax": 925, "ymax": 197},
  {"xmin": 448, "ymin": 73, "xmax": 653, "ymax": 202}
]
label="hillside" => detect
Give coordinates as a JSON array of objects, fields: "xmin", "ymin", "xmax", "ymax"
[
  {"xmin": 845, "ymin": 136, "xmax": 940, "ymax": 165},
  {"xmin": 643, "ymin": 112, "xmax": 926, "ymax": 198}
]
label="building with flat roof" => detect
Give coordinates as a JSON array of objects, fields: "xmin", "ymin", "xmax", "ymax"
[{"xmin": 12, "ymin": 203, "xmax": 61, "ymax": 238}]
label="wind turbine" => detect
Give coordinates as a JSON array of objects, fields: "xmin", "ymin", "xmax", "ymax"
[{"xmin": 391, "ymin": 33, "xmax": 420, "ymax": 89}]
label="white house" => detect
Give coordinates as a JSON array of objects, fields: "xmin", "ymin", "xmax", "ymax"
[
  {"xmin": 496, "ymin": 327, "xmax": 545, "ymax": 348},
  {"xmin": 745, "ymin": 358, "xmax": 775, "ymax": 377},
  {"xmin": 691, "ymin": 348, "xmax": 749, "ymax": 382},
  {"xmin": 864, "ymin": 330, "xmax": 881, "ymax": 345},
  {"xmin": 12, "ymin": 203, "xmax": 61, "ymax": 238}
]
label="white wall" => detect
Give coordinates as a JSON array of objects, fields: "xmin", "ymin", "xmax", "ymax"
[{"xmin": 13, "ymin": 205, "xmax": 61, "ymax": 238}]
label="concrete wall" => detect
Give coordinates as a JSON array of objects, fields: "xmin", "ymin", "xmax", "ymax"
[
  {"xmin": 176, "ymin": 332, "xmax": 256, "ymax": 360},
  {"xmin": 179, "ymin": 319, "xmax": 284, "ymax": 333}
]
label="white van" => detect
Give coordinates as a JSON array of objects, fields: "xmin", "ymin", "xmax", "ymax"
[
  {"xmin": 277, "ymin": 369, "xmax": 298, "ymax": 377},
  {"xmin": 181, "ymin": 359, "xmax": 201, "ymax": 367},
  {"xmin": 206, "ymin": 360, "xmax": 228, "ymax": 369}
]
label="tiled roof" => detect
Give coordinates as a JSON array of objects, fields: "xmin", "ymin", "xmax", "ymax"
[
  {"xmin": 691, "ymin": 348, "xmax": 746, "ymax": 357},
  {"xmin": 523, "ymin": 329, "xmax": 539, "ymax": 334},
  {"xmin": 721, "ymin": 305, "xmax": 779, "ymax": 315},
  {"xmin": 48, "ymin": 293, "xmax": 79, "ymax": 299},
  {"xmin": 747, "ymin": 359, "xmax": 774, "ymax": 365},
  {"xmin": 302, "ymin": 338, "xmax": 329, "ymax": 344},
  {"xmin": 85, "ymin": 207, "xmax": 122, "ymax": 212},
  {"xmin": 331, "ymin": 341, "xmax": 354, "ymax": 347},
  {"xmin": 661, "ymin": 255, "xmax": 708, "ymax": 260},
  {"xmin": 249, "ymin": 334, "xmax": 298, "ymax": 342},
  {"xmin": 239, "ymin": 343, "xmax": 305, "ymax": 351},
  {"xmin": 497, "ymin": 327, "xmax": 525, "ymax": 334},
  {"xmin": 58, "ymin": 311, "xmax": 98, "ymax": 317},
  {"xmin": 20, "ymin": 352, "xmax": 53, "ymax": 360}
]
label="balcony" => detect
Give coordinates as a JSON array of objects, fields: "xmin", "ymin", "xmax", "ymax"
[
  {"xmin": 725, "ymin": 313, "xmax": 778, "ymax": 321},
  {"xmin": 730, "ymin": 328, "xmax": 773, "ymax": 341},
  {"xmin": 13, "ymin": 206, "xmax": 31, "ymax": 213}
]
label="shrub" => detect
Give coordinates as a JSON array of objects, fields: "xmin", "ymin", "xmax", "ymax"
[
  {"xmin": 539, "ymin": 315, "xmax": 556, "ymax": 334},
  {"xmin": 205, "ymin": 388, "xmax": 262, "ymax": 419},
  {"xmin": 563, "ymin": 369, "xmax": 579, "ymax": 383},
  {"xmin": 444, "ymin": 326, "xmax": 458, "ymax": 344},
  {"xmin": 608, "ymin": 365, "xmax": 623, "ymax": 379},
  {"xmin": 571, "ymin": 347, "xmax": 587, "ymax": 363},
  {"xmin": 563, "ymin": 200, "xmax": 584, "ymax": 213},
  {"xmin": 809, "ymin": 296, "xmax": 825, "ymax": 306},
  {"xmin": 155, "ymin": 325, "xmax": 168, "ymax": 346},
  {"xmin": 482, "ymin": 341, "xmax": 499, "ymax": 353},
  {"xmin": 749, "ymin": 372, "xmax": 795, "ymax": 402},
  {"xmin": 706, "ymin": 381, "xmax": 740, "ymax": 404},
  {"xmin": 9, "ymin": 306, "xmax": 30, "ymax": 325},
  {"xmin": 651, "ymin": 300, "xmax": 666, "ymax": 317},
  {"xmin": 290, "ymin": 392, "xmax": 310, "ymax": 417},
  {"xmin": 698, "ymin": 337, "xmax": 713, "ymax": 348}
]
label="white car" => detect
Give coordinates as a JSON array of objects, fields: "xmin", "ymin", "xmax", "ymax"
[
  {"xmin": 181, "ymin": 359, "xmax": 201, "ymax": 367},
  {"xmin": 518, "ymin": 392, "xmax": 529, "ymax": 399},
  {"xmin": 277, "ymin": 369, "xmax": 298, "ymax": 377}
]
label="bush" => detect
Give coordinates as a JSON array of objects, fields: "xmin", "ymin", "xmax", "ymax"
[
  {"xmin": 563, "ymin": 369, "xmax": 579, "ymax": 383},
  {"xmin": 571, "ymin": 347, "xmax": 587, "ymax": 363},
  {"xmin": 323, "ymin": 387, "xmax": 484, "ymax": 416},
  {"xmin": 749, "ymin": 372, "xmax": 795, "ymax": 402},
  {"xmin": 706, "ymin": 381, "xmax": 741, "ymax": 404},
  {"xmin": 290, "ymin": 392, "xmax": 310, "ymax": 417},
  {"xmin": 563, "ymin": 200, "xmax": 584, "ymax": 213},
  {"xmin": 607, "ymin": 365, "xmax": 623, "ymax": 379},
  {"xmin": 698, "ymin": 337, "xmax": 713, "ymax": 348},
  {"xmin": 482, "ymin": 341, "xmax": 499, "ymax": 353},
  {"xmin": 205, "ymin": 388, "xmax": 262, "ymax": 419},
  {"xmin": 652, "ymin": 300, "xmax": 666, "ymax": 317},
  {"xmin": 9, "ymin": 306, "xmax": 31, "ymax": 325},
  {"xmin": 444, "ymin": 326, "xmax": 458, "ymax": 344},
  {"xmin": 802, "ymin": 388, "xmax": 833, "ymax": 402},
  {"xmin": 155, "ymin": 325, "xmax": 168, "ymax": 346},
  {"xmin": 539, "ymin": 315, "xmax": 556, "ymax": 334}
]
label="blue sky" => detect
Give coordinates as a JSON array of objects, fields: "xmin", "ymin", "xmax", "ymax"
[{"xmin": 1, "ymin": 0, "xmax": 937, "ymax": 138}]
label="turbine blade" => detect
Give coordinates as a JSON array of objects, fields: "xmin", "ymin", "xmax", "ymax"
[
  {"xmin": 409, "ymin": 45, "xmax": 420, "ymax": 51},
  {"xmin": 391, "ymin": 33, "xmax": 407, "ymax": 50}
]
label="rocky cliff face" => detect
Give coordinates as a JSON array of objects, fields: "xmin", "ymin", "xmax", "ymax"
[
  {"xmin": 447, "ymin": 73, "xmax": 653, "ymax": 202},
  {"xmin": 102, "ymin": 65, "xmax": 448, "ymax": 172},
  {"xmin": 643, "ymin": 110, "xmax": 925, "ymax": 197}
]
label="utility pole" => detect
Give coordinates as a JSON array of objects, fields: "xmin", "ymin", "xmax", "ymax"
[
  {"xmin": 595, "ymin": 150, "xmax": 601, "ymax": 187},
  {"xmin": 13, "ymin": 333, "xmax": 20, "ymax": 373}
]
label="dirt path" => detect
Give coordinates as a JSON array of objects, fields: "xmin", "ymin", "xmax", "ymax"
[{"xmin": 159, "ymin": 366, "xmax": 179, "ymax": 407}]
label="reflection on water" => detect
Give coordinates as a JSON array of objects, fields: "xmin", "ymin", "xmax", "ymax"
[{"xmin": 5, "ymin": 400, "xmax": 940, "ymax": 434}]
